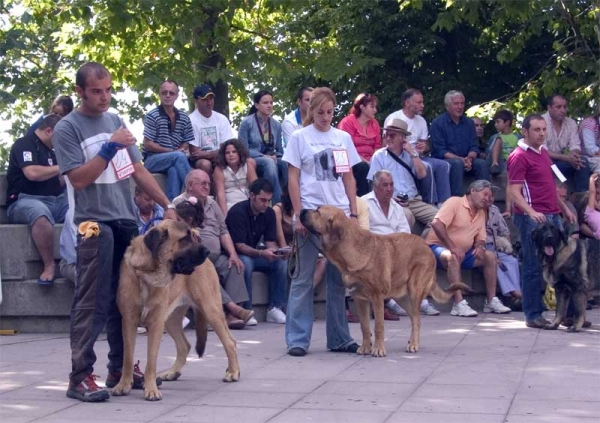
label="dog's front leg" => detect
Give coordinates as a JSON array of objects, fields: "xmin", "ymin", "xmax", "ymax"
[
  {"xmin": 160, "ymin": 306, "xmax": 191, "ymax": 381},
  {"xmin": 354, "ymin": 298, "xmax": 372, "ymax": 355},
  {"xmin": 144, "ymin": 305, "xmax": 168, "ymax": 401},
  {"xmin": 568, "ymin": 290, "xmax": 587, "ymax": 332},
  {"xmin": 371, "ymin": 295, "xmax": 386, "ymax": 357},
  {"xmin": 111, "ymin": 311, "xmax": 138, "ymax": 396},
  {"xmin": 545, "ymin": 286, "xmax": 565, "ymax": 330}
]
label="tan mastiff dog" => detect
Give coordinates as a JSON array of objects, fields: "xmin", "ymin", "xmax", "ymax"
[
  {"xmin": 301, "ymin": 206, "xmax": 469, "ymax": 355},
  {"xmin": 111, "ymin": 220, "xmax": 240, "ymax": 401}
]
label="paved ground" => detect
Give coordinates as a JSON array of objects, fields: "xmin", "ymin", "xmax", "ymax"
[{"xmin": 1, "ymin": 309, "xmax": 599, "ymax": 423}]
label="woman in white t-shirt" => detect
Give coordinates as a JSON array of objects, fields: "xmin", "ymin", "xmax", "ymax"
[{"xmin": 282, "ymin": 87, "xmax": 361, "ymax": 357}]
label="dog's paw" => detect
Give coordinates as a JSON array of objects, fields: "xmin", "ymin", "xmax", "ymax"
[
  {"xmin": 371, "ymin": 344, "xmax": 386, "ymax": 357},
  {"xmin": 111, "ymin": 382, "xmax": 131, "ymax": 397},
  {"xmin": 158, "ymin": 369, "xmax": 182, "ymax": 382},
  {"xmin": 223, "ymin": 367, "xmax": 240, "ymax": 382},
  {"xmin": 144, "ymin": 387, "xmax": 162, "ymax": 401},
  {"xmin": 544, "ymin": 323, "xmax": 559, "ymax": 330},
  {"xmin": 357, "ymin": 344, "xmax": 372, "ymax": 355},
  {"xmin": 567, "ymin": 326, "xmax": 581, "ymax": 333},
  {"xmin": 406, "ymin": 342, "xmax": 419, "ymax": 353}
]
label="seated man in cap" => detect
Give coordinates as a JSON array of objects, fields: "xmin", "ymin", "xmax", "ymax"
[{"xmin": 188, "ymin": 84, "xmax": 235, "ymax": 175}]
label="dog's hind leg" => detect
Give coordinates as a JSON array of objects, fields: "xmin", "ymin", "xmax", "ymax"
[
  {"xmin": 354, "ymin": 297, "xmax": 372, "ymax": 356},
  {"xmin": 159, "ymin": 306, "xmax": 191, "ymax": 382},
  {"xmin": 568, "ymin": 290, "xmax": 587, "ymax": 332},
  {"xmin": 204, "ymin": 306, "xmax": 240, "ymax": 382}
]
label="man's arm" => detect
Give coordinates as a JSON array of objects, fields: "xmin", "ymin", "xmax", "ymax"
[
  {"xmin": 131, "ymin": 163, "xmax": 176, "ymax": 220},
  {"xmin": 189, "ymin": 144, "xmax": 218, "ymax": 160},
  {"xmin": 22, "ymin": 165, "xmax": 60, "ymax": 182},
  {"xmin": 404, "ymin": 142, "xmax": 427, "ymax": 179},
  {"xmin": 142, "ymin": 137, "xmax": 173, "ymax": 153},
  {"xmin": 508, "ymin": 183, "xmax": 546, "ymax": 224}
]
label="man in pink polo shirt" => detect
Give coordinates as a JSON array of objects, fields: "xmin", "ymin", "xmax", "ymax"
[{"xmin": 507, "ymin": 114, "xmax": 576, "ymax": 329}]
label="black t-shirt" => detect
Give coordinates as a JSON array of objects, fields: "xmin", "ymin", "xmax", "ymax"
[
  {"xmin": 6, "ymin": 133, "xmax": 63, "ymax": 206},
  {"xmin": 226, "ymin": 199, "xmax": 277, "ymax": 248}
]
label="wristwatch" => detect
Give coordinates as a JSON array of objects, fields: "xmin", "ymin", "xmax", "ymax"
[
  {"xmin": 411, "ymin": 151, "xmax": 419, "ymax": 158},
  {"xmin": 166, "ymin": 203, "xmax": 176, "ymax": 210}
]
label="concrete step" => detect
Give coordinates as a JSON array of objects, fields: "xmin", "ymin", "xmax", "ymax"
[{"xmin": 0, "ymin": 224, "xmax": 63, "ymax": 280}]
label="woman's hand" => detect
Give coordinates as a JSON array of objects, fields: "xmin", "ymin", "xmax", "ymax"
[{"xmin": 294, "ymin": 217, "xmax": 308, "ymax": 237}]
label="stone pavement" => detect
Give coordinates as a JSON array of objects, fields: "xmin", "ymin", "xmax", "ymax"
[{"xmin": 1, "ymin": 310, "xmax": 599, "ymax": 423}]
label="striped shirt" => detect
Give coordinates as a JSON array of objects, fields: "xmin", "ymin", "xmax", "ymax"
[{"xmin": 142, "ymin": 105, "xmax": 194, "ymax": 158}]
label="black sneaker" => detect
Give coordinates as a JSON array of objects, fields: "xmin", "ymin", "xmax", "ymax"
[
  {"xmin": 525, "ymin": 316, "xmax": 550, "ymax": 329},
  {"xmin": 105, "ymin": 361, "xmax": 161, "ymax": 390},
  {"xmin": 66, "ymin": 374, "xmax": 109, "ymax": 402},
  {"xmin": 288, "ymin": 347, "xmax": 307, "ymax": 357},
  {"xmin": 490, "ymin": 164, "xmax": 501, "ymax": 175},
  {"xmin": 331, "ymin": 342, "xmax": 360, "ymax": 353}
]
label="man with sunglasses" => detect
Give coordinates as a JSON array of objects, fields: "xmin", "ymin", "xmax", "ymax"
[{"xmin": 142, "ymin": 80, "xmax": 194, "ymax": 200}]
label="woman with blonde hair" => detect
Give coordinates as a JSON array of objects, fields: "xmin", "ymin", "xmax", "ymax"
[{"xmin": 282, "ymin": 87, "xmax": 361, "ymax": 357}]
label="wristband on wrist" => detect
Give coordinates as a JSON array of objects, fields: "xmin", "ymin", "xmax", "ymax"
[{"xmin": 97, "ymin": 141, "xmax": 123, "ymax": 165}]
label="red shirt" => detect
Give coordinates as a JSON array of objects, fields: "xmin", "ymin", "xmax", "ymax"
[
  {"xmin": 337, "ymin": 114, "xmax": 381, "ymax": 161},
  {"xmin": 507, "ymin": 141, "xmax": 560, "ymax": 215}
]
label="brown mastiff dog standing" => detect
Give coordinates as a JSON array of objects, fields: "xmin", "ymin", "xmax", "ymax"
[
  {"xmin": 301, "ymin": 206, "xmax": 469, "ymax": 355},
  {"xmin": 111, "ymin": 220, "xmax": 240, "ymax": 401}
]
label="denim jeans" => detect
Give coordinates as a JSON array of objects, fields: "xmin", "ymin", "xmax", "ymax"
[
  {"xmin": 421, "ymin": 157, "xmax": 451, "ymax": 204},
  {"xmin": 238, "ymin": 254, "xmax": 288, "ymax": 309},
  {"xmin": 69, "ymin": 220, "xmax": 138, "ymax": 385},
  {"xmin": 143, "ymin": 151, "xmax": 192, "ymax": 201},
  {"xmin": 552, "ymin": 159, "xmax": 590, "ymax": 192},
  {"xmin": 445, "ymin": 157, "xmax": 490, "ymax": 196},
  {"xmin": 254, "ymin": 156, "xmax": 287, "ymax": 204},
  {"xmin": 285, "ymin": 233, "xmax": 355, "ymax": 352},
  {"xmin": 513, "ymin": 213, "xmax": 562, "ymax": 321}
]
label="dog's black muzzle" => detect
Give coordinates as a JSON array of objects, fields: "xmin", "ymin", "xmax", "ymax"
[{"xmin": 171, "ymin": 244, "xmax": 210, "ymax": 275}]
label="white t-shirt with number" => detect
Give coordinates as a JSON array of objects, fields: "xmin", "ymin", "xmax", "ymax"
[
  {"xmin": 282, "ymin": 124, "xmax": 360, "ymax": 213},
  {"xmin": 384, "ymin": 110, "xmax": 428, "ymax": 146},
  {"xmin": 189, "ymin": 110, "xmax": 234, "ymax": 151}
]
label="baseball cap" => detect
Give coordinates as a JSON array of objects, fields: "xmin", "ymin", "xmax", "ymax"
[{"xmin": 193, "ymin": 84, "xmax": 214, "ymax": 100}]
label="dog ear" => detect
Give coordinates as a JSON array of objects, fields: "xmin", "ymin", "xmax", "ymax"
[
  {"xmin": 144, "ymin": 227, "xmax": 168, "ymax": 260},
  {"xmin": 326, "ymin": 215, "xmax": 343, "ymax": 244}
]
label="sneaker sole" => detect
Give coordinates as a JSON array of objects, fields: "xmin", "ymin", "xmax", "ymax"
[
  {"xmin": 66, "ymin": 389, "xmax": 109, "ymax": 402},
  {"xmin": 451, "ymin": 311, "xmax": 478, "ymax": 317}
]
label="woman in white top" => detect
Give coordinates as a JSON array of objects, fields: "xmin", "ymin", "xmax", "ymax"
[
  {"xmin": 213, "ymin": 138, "xmax": 258, "ymax": 215},
  {"xmin": 282, "ymin": 87, "xmax": 361, "ymax": 357}
]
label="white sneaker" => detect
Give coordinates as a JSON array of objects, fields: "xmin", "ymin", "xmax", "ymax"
[
  {"xmin": 385, "ymin": 299, "xmax": 408, "ymax": 316},
  {"xmin": 451, "ymin": 300, "xmax": 478, "ymax": 317},
  {"xmin": 182, "ymin": 317, "xmax": 190, "ymax": 329},
  {"xmin": 483, "ymin": 297, "xmax": 511, "ymax": 314},
  {"xmin": 266, "ymin": 307, "xmax": 286, "ymax": 324},
  {"xmin": 137, "ymin": 326, "xmax": 147, "ymax": 334},
  {"xmin": 420, "ymin": 301, "xmax": 440, "ymax": 316},
  {"xmin": 246, "ymin": 316, "xmax": 258, "ymax": 326}
]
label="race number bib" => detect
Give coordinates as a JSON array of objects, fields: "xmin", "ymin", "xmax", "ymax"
[
  {"xmin": 111, "ymin": 149, "xmax": 135, "ymax": 180},
  {"xmin": 332, "ymin": 149, "xmax": 350, "ymax": 174}
]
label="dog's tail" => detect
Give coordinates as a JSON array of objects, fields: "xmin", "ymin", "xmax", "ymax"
[
  {"xmin": 429, "ymin": 282, "xmax": 472, "ymax": 303},
  {"xmin": 194, "ymin": 312, "xmax": 208, "ymax": 357}
]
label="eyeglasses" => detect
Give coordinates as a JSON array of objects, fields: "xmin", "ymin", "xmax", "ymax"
[
  {"xmin": 190, "ymin": 180, "xmax": 210, "ymax": 187},
  {"xmin": 383, "ymin": 131, "xmax": 404, "ymax": 138},
  {"xmin": 160, "ymin": 90, "xmax": 178, "ymax": 96}
]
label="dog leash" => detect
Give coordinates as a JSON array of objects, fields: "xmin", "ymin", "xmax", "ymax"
[{"xmin": 288, "ymin": 231, "xmax": 324, "ymax": 280}]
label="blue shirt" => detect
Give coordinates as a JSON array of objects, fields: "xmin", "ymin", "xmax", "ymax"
[
  {"xmin": 142, "ymin": 105, "xmax": 194, "ymax": 158},
  {"xmin": 430, "ymin": 112, "xmax": 479, "ymax": 159},
  {"xmin": 134, "ymin": 203, "xmax": 165, "ymax": 234},
  {"xmin": 367, "ymin": 148, "xmax": 420, "ymax": 199},
  {"xmin": 238, "ymin": 114, "xmax": 283, "ymax": 158}
]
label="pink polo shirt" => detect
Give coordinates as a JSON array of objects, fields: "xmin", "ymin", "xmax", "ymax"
[
  {"xmin": 337, "ymin": 114, "xmax": 382, "ymax": 161},
  {"xmin": 507, "ymin": 140, "xmax": 560, "ymax": 215}
]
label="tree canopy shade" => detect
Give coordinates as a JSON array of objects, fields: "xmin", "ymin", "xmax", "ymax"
[{"xmin": 0, "ymin": 0, "xmax": 598, "ymax": 144}]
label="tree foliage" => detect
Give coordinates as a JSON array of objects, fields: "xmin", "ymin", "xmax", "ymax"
[{"xmin": 0, "ymin": 0, "xmax": 598, "ymax": 150}]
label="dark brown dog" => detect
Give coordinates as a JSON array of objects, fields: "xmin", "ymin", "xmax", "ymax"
[
  {"xmin": 532, "ymin": 221, "xmax": 590, "ymax": 332},
  {"xmin": 301, "ymin": 206, "xmax": 469, "ymax": 355},
  {"xmin": 111, "ymin": 220, "xmax": 240, "ymax": 401}
]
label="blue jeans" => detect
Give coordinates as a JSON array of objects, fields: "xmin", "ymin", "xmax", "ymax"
[
  {"xmin": 238, "ymin": 254, "xmax": 287, "ymax": 310},
  {"xmin": 552, "ymin": 159, "xmax": 590, "ymax": 192},
  {"xmin": 285, "ymin": 233, "xmax": 355, "ymax": 352},
  {"xmin": 421, "ymin": 157, "xmax": 451, "ymax": 204},
  {"xmin": 143, "ymin": 151, "xmax": 192, "ymax": 201},
  {"xmin": 254, "ymin": 156, "xmax": 287, "ymax": 204},
  {"xmin": 513, "ymin": 213, "xmax": 562, "ymax": 321},
  {"xmin": 7, "ymin": 192, "xmax": 68, "ymax": 226},
  {"xmin": 446, "ymin": 157, "xmax": 490, "ymax": 196}
]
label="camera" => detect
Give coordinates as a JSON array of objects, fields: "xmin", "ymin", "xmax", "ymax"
[{"xmin": 396, "ymin": 192, "xmax": 409, "ymax": 202}]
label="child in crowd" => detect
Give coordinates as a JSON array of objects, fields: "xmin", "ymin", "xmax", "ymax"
[
  {"xmin": 486, "ymin": 192, "xmax": 522, "ymax": 309},
  {"xmin": 487, "ymin": 110, "xmax": 520, "ymax": 175},
  {"xmin": 174, "ymin": 197, "xmax": 204, "ymax": 231}
]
